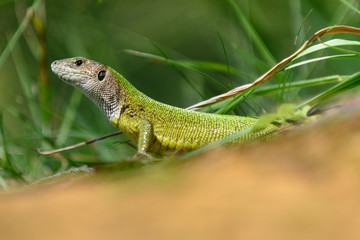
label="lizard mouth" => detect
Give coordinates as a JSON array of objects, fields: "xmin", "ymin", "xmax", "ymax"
[
  {"xmin": 51, "ymin": 60, "xmax": 80, "ymax": 85},
  {"xmin": 51, "ymin": 60, "xmax": 68, "ymax": 81}
]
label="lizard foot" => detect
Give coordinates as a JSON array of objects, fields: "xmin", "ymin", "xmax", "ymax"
[{"xmin": 131, "ymin": 152, "xmax": 162, "ymax": 164}]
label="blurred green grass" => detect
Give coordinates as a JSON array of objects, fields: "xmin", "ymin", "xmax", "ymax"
[{"xmin": 0, "ymin": 0, "xmax": 359, "ymax": 186}]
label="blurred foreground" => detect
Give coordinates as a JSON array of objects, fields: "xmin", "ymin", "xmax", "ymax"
[{"xmin": 1, "ymin": 101, "xmax": 360, "ymax": 240}]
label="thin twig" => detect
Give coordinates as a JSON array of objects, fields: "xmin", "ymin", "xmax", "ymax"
[
  {"xmin": 38, "ymin": 131, "xmax": 123, "ymax": 155},
  {"xmin": 186, "ymin": 25, "xmax": 360, "ymax": 110}
]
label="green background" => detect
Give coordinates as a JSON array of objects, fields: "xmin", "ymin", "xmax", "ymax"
[{"xmin": 0, "ymin": 0, "xmax": 359, "ymax": 181}]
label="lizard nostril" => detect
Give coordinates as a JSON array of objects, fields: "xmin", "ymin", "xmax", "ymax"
[{"xmin": 51, "ymin": 61, "xmax": 58, "ymax": 70}]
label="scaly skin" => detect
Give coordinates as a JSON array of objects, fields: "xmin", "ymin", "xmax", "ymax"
[{"xmin": 51, "ymin": 57, "xmax": 278, "ymax": 156}]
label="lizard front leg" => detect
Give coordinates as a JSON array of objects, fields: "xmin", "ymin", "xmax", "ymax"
[
  {"xmin": 115, "ymin": 114, "xmax": 155, "ymax": 159},
  {"xmin": 135, "ymin": 119, "xmax": 154, "ymax": 158}
]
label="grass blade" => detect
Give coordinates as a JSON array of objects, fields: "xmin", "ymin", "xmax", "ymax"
[
  {"xmin": 295, "ymin": 39, "xmax": 360, "ymax": 59},
  {"xmin": 286, "ymin": 54, "xmax": 358, "ymax": 70},
  {"xmin": 0, "ymin": 0, "xmax": 42, "ymax": 69},
  {"xmin": 0, "ymin": 112, "xmax": 11, "ymax": 169},
  {"xmin": 215, "ymin": 89, "xmax": 255, "ymax": 115},
  {"xmin": 297, "ymin": 72, "xmax": 360, "ymax": 108},
  {"xmin": 0, "ymin": 111, "xmax": 25, "ymax": 181},
  {"xmin": 340, "ymin": 0, "xmax": 360, "ymax": 15},
  {"xmin": 10, "ymin": 44, "xmax": 41, "ymax": 126},
  {"xmin": 124, "ymin": 49, "xmax": 229, "ymax": 90},
  {"xmin": 177, "ymin": 60, "xmax": 249, "ymax": 77},
  {"xmin": 254, "ymin": 75, "xmax": 348, "ymax": 96},
  {"xmin": 227, "ymin": 0, "xmax": 276, "ymax": 66},
  {"xmin": 217, "ymin": 31, "xmax": 233, "ymax": 88},
  {"xmin": 55, "ymin": 90, "xmax": 83, "ymax": 146}
]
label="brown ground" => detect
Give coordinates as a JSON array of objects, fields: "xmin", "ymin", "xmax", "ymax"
[{"xmin": 1, "ymin": 105, "xmax": 360, "ymax": 240}]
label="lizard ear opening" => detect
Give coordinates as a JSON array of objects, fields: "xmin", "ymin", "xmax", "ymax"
[{"xmin": 98, "ymin": 70, "xmax": 106, "ymax": 81}]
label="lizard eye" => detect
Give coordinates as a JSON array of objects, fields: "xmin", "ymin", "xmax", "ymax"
[
  {"xmin": 75, "ymin": 59, "xmax": 83, "ymax": 66},
  {"xmin": 98, "ymin": 70, "xmax": 106, "ymax": 81}
]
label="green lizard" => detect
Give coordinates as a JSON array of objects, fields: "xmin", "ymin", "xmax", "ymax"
[{"xmin": 51, "ymin": 57, "xmax": 278, "ymax": 157}]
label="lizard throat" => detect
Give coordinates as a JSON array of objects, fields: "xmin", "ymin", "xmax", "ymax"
[{"xmin": 89, "ymin": 92, "xmax": 121, "ymax": 121}]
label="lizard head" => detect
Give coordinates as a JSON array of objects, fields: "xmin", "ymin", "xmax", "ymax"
[{"xmin": 51, "ymin": 57, "xmax": 121, "ymax": 120}]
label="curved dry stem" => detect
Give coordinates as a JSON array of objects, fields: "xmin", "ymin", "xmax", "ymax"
[{"xmin": 186, "ymin": 25, "xmax": 360, "ymax": 111}]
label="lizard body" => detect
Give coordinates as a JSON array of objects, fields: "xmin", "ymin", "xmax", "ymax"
[{"xmin": 51, "ymin": 57, "xmax": 278, "ymax": 156}]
